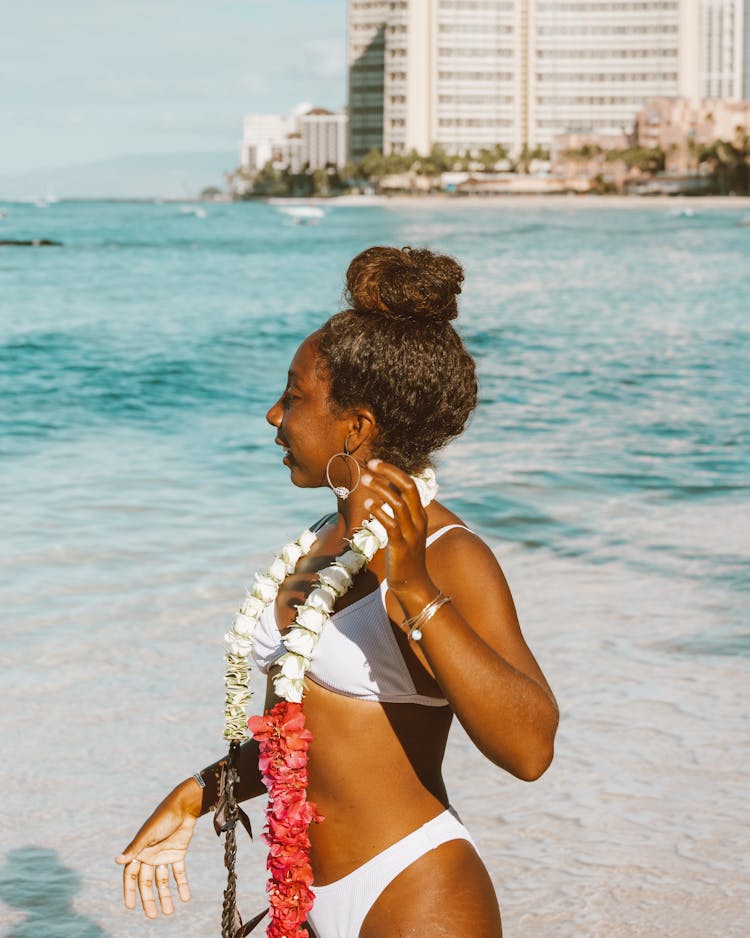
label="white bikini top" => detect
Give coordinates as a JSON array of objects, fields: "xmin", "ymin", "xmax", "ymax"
[{"xmin": 251, "ymin": 524, "xmax": 470, "ymax": 707}]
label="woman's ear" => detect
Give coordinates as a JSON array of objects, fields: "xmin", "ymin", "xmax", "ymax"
[{"xmin": 346, "ymin": 408, "xmax": 377, "ymax": 457}]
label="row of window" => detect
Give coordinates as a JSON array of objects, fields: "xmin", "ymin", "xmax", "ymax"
[
  {"xmin": 438, "ymin": 94, "xmax": 514, "ymax": 104},
  {"xmin": 536, "ymin": 95, "xmax": 657, "ymax": 104},
  {"xmin": 536, "ymin": 118, "xmax": 622, "ymax": 127},
  {"xmin": 439, "ymin": 0, "xmax": 514, "ymax": 8},
  {"xmin": 438, "ymin": 69, "xmax": 515, "ymax": 80},
  {"xmin": 353, "ymin": 92, "xmax": 386, "ymax": 107},
  {"xmin": 438, "ymin": 117, "xmax": 513, "ymax": 126},
  {"xmin": 439, "ymin": 46, "xmax": 514, "ymax": 56},
  {"xmin": 536, "ymin": 0, "xmax": 676, "ymax": 9},
  {"xmin": 537, "ymin": 23, "xmax": 677, "ymax": 33},
  {"xmin": 537, "ymin": 47, "xmax": 677, "ymax": 58},
  {"xmin": 438, "ymin": 22, "xmax": 513, "ymax": 32},
  {"xmin": 536, "ymin": 71, "xmax": 678, "ymax": 81}
]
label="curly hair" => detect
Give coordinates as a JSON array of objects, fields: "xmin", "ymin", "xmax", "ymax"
[{"xmin": 316, "ymin": 246, "xmax": 478, "ymax": 474}]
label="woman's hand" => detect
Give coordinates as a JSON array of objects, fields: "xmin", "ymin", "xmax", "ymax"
[
  {"xmin": 361, "ymin": 459, "xmax": 435, "ymax": 601},
  {"xmin": 115, "ymin": 777, "xmax": 201, "ymax": 918}
]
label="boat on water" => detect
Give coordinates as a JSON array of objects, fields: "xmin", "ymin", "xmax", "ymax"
[{"xmin": 274, "ymin": 204, "xmax": 327, "ymax": 225}]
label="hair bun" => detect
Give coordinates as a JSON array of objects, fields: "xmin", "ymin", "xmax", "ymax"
[{"xmin": 345, "ymin": 246, "xmax": 463, "ymax": 323}]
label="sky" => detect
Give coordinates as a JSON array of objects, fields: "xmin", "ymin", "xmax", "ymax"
[{"xmin": 0, "ymin": 0, "xmax": 347, "ymax": 177}]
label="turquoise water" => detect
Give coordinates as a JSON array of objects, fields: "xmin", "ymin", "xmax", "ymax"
[
  {"xmin": 1, "ymin": 199, "xmax": 749, "ymax": 937},
  {"xmin": 1, "ymin": 200, "xmax": 748, "ymax": 634}
]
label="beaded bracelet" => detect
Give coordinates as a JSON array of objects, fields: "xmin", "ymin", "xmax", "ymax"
[{"xmin": 403, "ymin": 592, "xmax": 452, "ymax": 641}]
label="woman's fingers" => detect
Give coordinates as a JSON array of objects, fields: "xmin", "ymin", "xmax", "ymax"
[
  {"xmin": 137, "ymin": 861, "xmax": 159, "ymax": 919},
  {"xmin": 123, "ymin": 857, "xmax": 186, "ymax": 917},
  {"xmin": 155, "ymin": 864, "xmax": 174, "ymax": 915},
  {"xmin": 367, "ymin": 460, "xmax": 425, "ymax": 516},
  {"xmin": 362, "ymin": 466, "xmax": 425, "ymax": 538},
  {"xmin": 172, "ymin": 859, "xmax": 192, "ymax": 902},
  {"xmin": 123, "ymin": 859, "xmax": 140, "ymax": 909}
]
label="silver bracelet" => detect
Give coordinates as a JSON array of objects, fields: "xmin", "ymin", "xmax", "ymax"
[
  {"xmin": 192, "ymin": 772, "xmax": 206, "ymax": 789},
  {"xmin": 403, "ymin": 592, "xmax": 452, "ymax": 641}
]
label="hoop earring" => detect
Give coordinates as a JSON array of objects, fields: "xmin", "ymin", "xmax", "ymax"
[{"xmin": 325, "ymin": 445, "xmax": 361, "ymax": 500}]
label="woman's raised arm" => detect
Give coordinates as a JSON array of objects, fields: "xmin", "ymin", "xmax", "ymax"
[{"xmin": 362, "ymin": 459, "xmax": 559, "ymax": 781}]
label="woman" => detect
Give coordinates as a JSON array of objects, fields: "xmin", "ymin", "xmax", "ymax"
[{"xmin": 117, "ymin": 246, "xmax": 558, "ymax": 937}]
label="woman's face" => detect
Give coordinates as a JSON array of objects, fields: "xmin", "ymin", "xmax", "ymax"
[{"xmin": 266, "ymin": 334, "xmax": 351, "ymax": 489}]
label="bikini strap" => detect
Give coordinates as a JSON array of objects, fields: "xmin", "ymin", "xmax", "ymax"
[
  {"xmin": 425, "ymin": 524, "xmax": 472, "ymax": 547},
  {"xmin": 310, "ymin": 512, "xmax": 337, "ymax": 534}
]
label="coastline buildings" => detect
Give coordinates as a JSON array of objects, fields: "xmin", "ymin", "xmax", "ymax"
[
  {"xmin": 348, "ymin": 0, "xmax": 750, "ymax": 157},
  {"xmin": 699, "ymin": 0, "xmax": 750, "ymax": 98},
  {"xmin": 241, "ymin": 104, "xmax": 348, "ymax": 173}
]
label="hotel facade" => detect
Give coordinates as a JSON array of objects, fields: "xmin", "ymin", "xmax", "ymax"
[{"xmin": 348, "ymin": 0, "xmax": 750, "ymax": 157}]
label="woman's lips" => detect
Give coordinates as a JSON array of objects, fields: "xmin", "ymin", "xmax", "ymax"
[{"xmin": 276, "ymin": 439, "xmax": 293, "ymax": 465}]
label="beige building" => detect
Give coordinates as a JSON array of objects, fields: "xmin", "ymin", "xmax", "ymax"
[
  {"xmin": 635, "ymin": 96, "xmax": 750, "ymax": 168},
  {"xmin": 348, "ymin": 0, "xmax": 715, "ymax": 156},
  {"xmin": 241, "ymin": 105, "xmax": 348, "ymax": 173},
  {"xmin": 699, "ymin": 0, "xmax": 749, "ymax": 98}
]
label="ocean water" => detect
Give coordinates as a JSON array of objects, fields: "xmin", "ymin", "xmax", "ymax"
[{"xmin": 1, "ymin": 199, "xmax": 749, "ymax": 936}]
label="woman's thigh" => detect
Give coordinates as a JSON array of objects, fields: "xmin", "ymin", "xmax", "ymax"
[{"xmin": 360, "ymin": 838, "xmax": 502, "ymax": 938}]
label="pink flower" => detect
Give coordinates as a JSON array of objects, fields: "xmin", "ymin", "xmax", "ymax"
[{"xmin": 250, "ymin": 701, "xmax": 323, "ymax": 938}]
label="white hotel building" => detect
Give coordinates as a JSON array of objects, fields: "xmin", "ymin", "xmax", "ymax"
[
  {"xmin": 348, "ymin": 0, "xmax": 749, "ymax": 157},
  {"xmin": 241, "ymin": 105, "xmax": 348, "ymax": 173}
]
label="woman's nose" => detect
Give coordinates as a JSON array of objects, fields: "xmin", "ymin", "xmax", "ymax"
[{"xmin": 266, "ymin": 398, "xmax": 282, "ymax": 427}]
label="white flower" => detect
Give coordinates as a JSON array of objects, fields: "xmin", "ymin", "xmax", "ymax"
[
  {"xmin": 362, "ymin": 517, "xmax": 388, "ymax": 547},
  {"xmin": 382, "ymin": 503, "xmax": 395, "ymax": 519},
  {"xmin": 252, "ymin": 572, "xmax": 278, "ymax": 603},
  {"xmin": 240, "ymin": 595, "xmax": 265, "ymax": 617},
  {"xmin": 337, "ymin": 549, "xmax": 367, "ymax": 576},
  {"xmin": 284, "ymin": 627, "xmax": 317, "ymax": 658},
  {"xmin": 225, "ymin": 632, "xmax": 253, "ymax": 656},
  {"xmin": 297, "ymin": 529, "xmax": 317, "ymax": 553},
  {"xmin": 413, "ymin": 467, "xmax": 438, "ymax": 507},
  {"xmin": 294, "ymin": 604, "xmax": 329, "ymax": 634},
  {"xmin": 317, "ymin": 564, "xmax": 352, "ymax": 596},
  {"xmin": 232, "ymin": 612, "xmax": 256, "ymax": 637},
  {"xmin": 351, "ymin": 528, "xmax": 381, "ymax": 559},
  {"xmin": 279, "ymin": 651, "xmax": 308, "ymax": 678},
  {"xmin": 281, "ymin": 542, "xmax": 303, "ymax": 570},
  {"xmin": 274, "ymin": 674, "xmax": 305, "ymax": 703},
  {"xmin": 306, "ymin": 586, "xmax": 337, "ymax": 613},
  {"xmin": 268, "ymin": 556, "xmax": 288, "ymax": 583}
]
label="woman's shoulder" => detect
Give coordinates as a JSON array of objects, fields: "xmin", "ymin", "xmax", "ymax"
[{"xmin": 425, "ymin": 503, "xmax": 503, "ymax": 577}]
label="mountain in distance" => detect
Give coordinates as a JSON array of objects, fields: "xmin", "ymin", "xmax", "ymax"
[{"xmin": 0, "ymin": 150, "xmax": 238, "ymax": 201}]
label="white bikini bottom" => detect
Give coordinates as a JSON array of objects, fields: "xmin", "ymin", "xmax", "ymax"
[{"xmin": 306, "ymin": 808, "xmax": 477, "ymax": 938}]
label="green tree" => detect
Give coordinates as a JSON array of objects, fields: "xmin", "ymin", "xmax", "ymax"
[
  {"xmin": 605, "ymin": 147, "xmax": 665, "ymax": 174},
  {"xmin": 697, "ymin": 134, "xmax": 750, "ymax": 195}
]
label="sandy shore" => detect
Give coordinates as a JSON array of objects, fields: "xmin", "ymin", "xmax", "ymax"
[
  {"xmin": 263, "ymin": 192, "xmax": 750, "ymax": 210},
  {"xmin": 2, "ymin": 543, "xmax": 748, "ymax": 938}
]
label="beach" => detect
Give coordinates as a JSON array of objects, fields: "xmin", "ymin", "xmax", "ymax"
[{"xmin": 1, "ymin": 199, "xmax": 748, "ymax": 936}]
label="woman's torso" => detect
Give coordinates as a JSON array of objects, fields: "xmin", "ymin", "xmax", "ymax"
[{"xmin": 261, "ymin": 507, "xmax": 466, "ymax": 884}]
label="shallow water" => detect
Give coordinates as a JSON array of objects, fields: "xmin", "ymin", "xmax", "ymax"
[{"xmin": 1, "ymin": 199, "xmax": 748, "ymax": 935}]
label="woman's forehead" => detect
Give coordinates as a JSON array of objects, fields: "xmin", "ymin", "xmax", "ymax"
[{"xmin": 288, "ymin": 333, "xmax": 323, "ymax": 385}]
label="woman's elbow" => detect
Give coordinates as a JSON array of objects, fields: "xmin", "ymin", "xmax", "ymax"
[
  {"xmin": 512, "ymin": 707, "xmax": 559, "ymax": 781},
  {"xmin": 514, "ymin": 739, "xmax": 555, "ymax": 781}
]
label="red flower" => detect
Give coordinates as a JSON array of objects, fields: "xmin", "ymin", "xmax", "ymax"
[{"xmin": 250, "ymin": 701, "xmax": 323, "ymax": 938}]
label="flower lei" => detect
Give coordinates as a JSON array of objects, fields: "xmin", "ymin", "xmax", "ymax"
[{"xmin": 223, "ymin": 468, "xmax": 438, "ymax": 938}]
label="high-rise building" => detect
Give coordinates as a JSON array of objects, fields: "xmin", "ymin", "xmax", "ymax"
[
  {"xmin": 348, "ymin": 1, "xmax": 389, "ymax": 159},
  {"xmin": 530, "ymin": 0, "xmax": 688, "ymax": 148},
  {"xmin": 300, "ymin": 109, "xmax": 349, "ymax": 171},
  {"xmin": 347, "ymin": 0, "xmax": 750, "ymax": 157},
  {"xmin": 699, "ymin": 0, "xmax": 747, "ymax": 98},
  {"xmin": 240, "ymin": 104, "xmax": 348, "ymax": 173},
  {"xmin": 384, "ymin": 0, "xmax": 520, "ymax": 155}
]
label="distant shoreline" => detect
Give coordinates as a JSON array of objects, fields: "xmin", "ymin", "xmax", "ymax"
[
  {"xmin": 3, "ymin": 193, "xmax": 750, "ymax": 209},
  {"xmin": 294, "ymin": 193, "xmax": 750, "ymax": 210}
]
